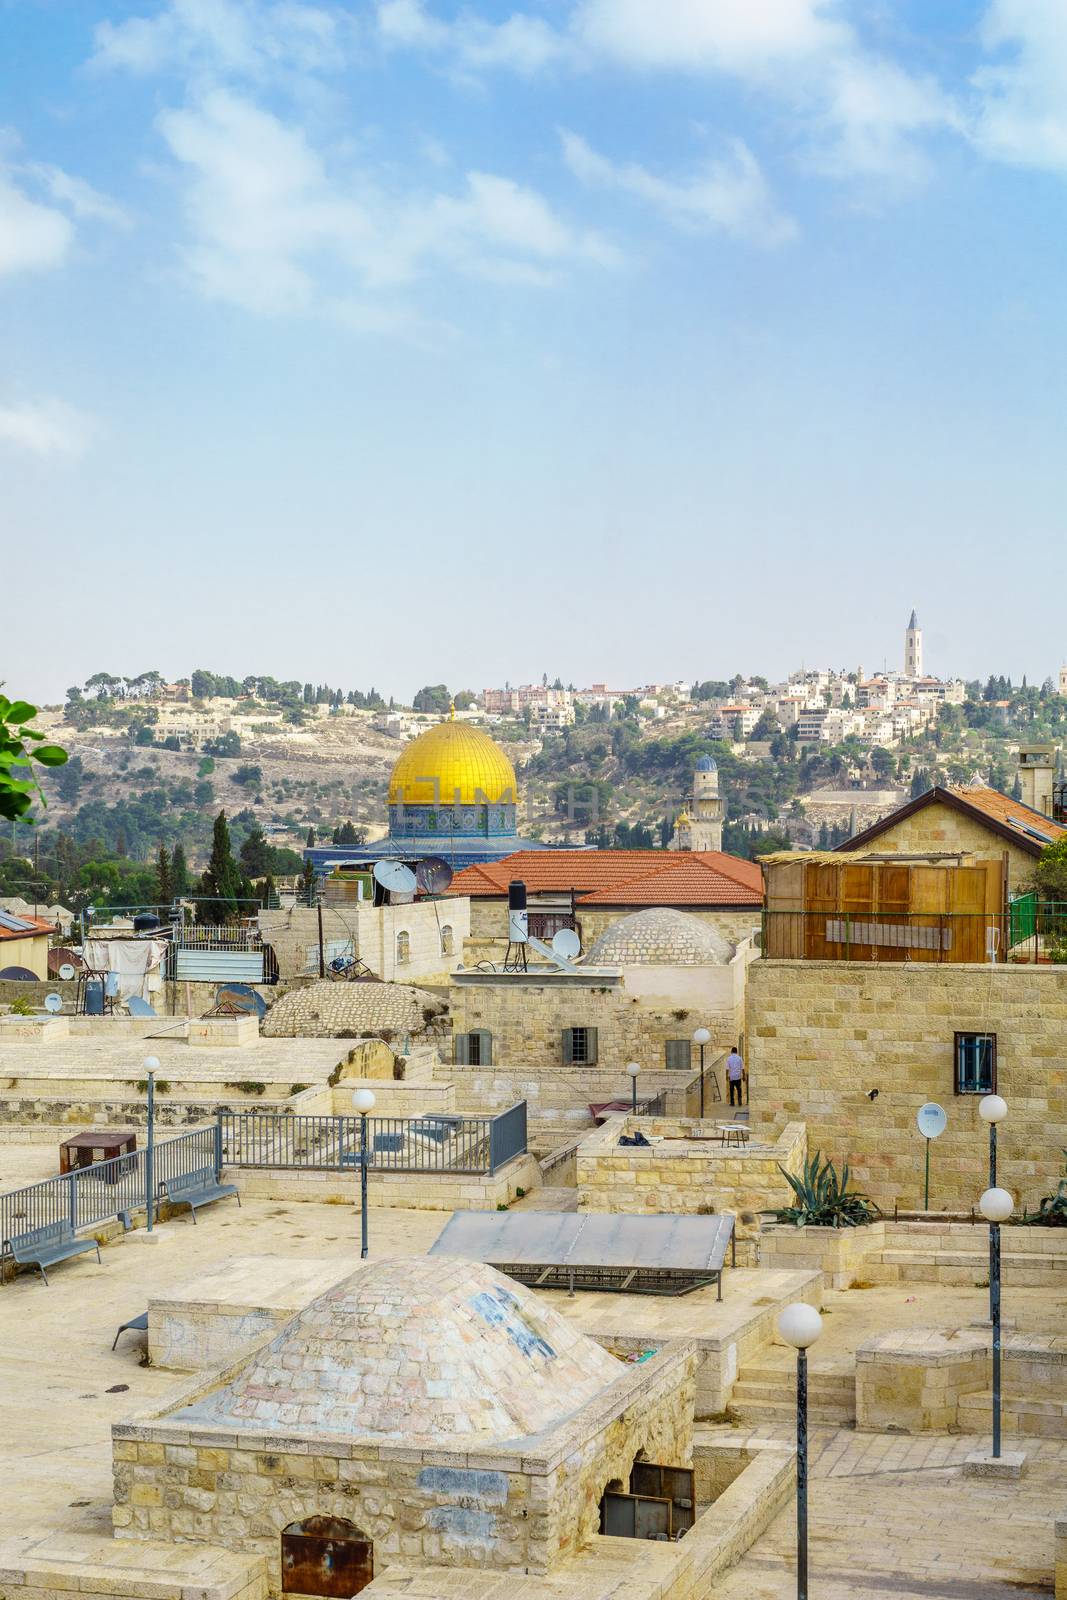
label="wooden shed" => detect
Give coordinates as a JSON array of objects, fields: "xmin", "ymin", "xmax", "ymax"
[{"xmin": 760, "ymin": 852, "xmax": 1006, "ymax": 963}]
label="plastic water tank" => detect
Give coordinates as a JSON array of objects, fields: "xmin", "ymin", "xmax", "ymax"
[{"xmin": 85, "ymin": 979, "xmax": 104, "ymax": 1015}]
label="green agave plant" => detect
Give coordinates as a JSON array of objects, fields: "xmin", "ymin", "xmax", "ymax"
[
  {"xmin": 1024, "ymin": 1150, "xmax": 1067, "ymax": 1227},
  {"xmin": 769, "ymin": 1151, "xmax": 881, "ymax": 1229}
]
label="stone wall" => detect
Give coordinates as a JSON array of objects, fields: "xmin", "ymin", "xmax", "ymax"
[
  {"xmin": 759, "ymin": 1222, "xmax": 887, "ymax": 1290},
  {"xmin": 576, "ymin": 1118, "xmax": 807, "ymax": 1264},
  {"xmin": 433, "ymin": 1058, "xmax": 722, "ymax": 1131},
  {"xmin": 746, "ymin": 959, "xmax": 1067, "ymax": 1213},
  {"xmin": 464, "ymin": 900, "xmax": 759, "ymax": 951},
  {"xmin": 229, "ymin": 1152, "xmax": 540, "ymax": 1211},
  {"xmin": 112, "ymin": 1343, "xmax": 694, "ymax": 1581},
  {"xmin": 449, "ymin": 971, "xmax": 741, "ymax": 1075}
]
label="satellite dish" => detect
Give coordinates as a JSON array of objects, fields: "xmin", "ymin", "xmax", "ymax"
[
  {"xmin": 415, "ymin": 856, "xmax": 453, "ymax": 896},
  {"xmin": 44, "ymin": 993, "xmax": 63, "ymax": 1013},
  {"xmin": 49, "ymin": 947, "xmax": 80, "ymax": 976},
  {"xmin": 0, "ymin": 966, "xmax": 40, "ymax": 982},
  {"xmin": 917, "ymin": 1102, "xmax": 947, "ymax": 1140},
  {"xmin": 215, "ymin": 983, "xmax": 267, "ymax": 1018},
  {"xmin": 373, "ymin": 860, "xmax": 417, "ymax": 894},
  {"xmin": 127, "ymin": 996, "xmax": 158, "ymax": 1018},
  {"xmin": 552, "ymin": 927, "xmax": 581, "ymax": 960},
  {"xmin": 58, "ymin": 963, "xmax": 76, "ymax": 981}
]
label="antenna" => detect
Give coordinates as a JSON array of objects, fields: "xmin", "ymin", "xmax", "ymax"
[
  {"xmin": 415, "ymin": 856, "xmax": 454, "ymax": 896},
  {"xmin": 44, "ymin": 992, "xmax": 63, "ymax": 1013},
  {"xmin": 551, "ymin": 927, "xmax": 581, "ymax": 960},
  {"xmin": 373, "ymin": 860, "xmax": 417, "ymax": 895},
  {"xmin": 58, "ymin": 962, "xmax": 76, "ymax": 981}
]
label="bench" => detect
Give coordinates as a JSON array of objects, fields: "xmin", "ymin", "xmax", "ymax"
[
  {"xmin": 112, "ymin": 1311, "xmax": 149, "ymax": 1350},
  {"xmin": 10, "ymin": 1220, "xmax": 102, "ymax": 1285},
  {"xmin": 161, "ymin": 1166, "xmax": 240, "ymax": 1224}
]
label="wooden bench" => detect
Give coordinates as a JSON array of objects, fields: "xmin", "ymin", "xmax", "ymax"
[
  {"xmin": 161, "ymin": 1166, "xmax": 240, "ymax": 1224},
  {"xmin": 10, "ymin": 1220, "xmax": 102, "ymax": 1285}
]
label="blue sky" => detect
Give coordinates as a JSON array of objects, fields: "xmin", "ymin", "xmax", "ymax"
[{"xmin": 3, "ymin": 0, "xmax": 1067, "ymax": 705}]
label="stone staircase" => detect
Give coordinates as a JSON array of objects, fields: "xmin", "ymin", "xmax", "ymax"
[
  {"xmin": 957, "ymin": 1390, "xmax": 1067, "ymax": 1438},
  {"xmin": 729, "ymin": 1362, "xmax": 856, "ymax": 1427}
]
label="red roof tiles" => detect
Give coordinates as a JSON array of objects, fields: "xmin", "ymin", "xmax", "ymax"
[{"xmin": 446, "ymin": 849, "xmax": 762, "ymax": 907}]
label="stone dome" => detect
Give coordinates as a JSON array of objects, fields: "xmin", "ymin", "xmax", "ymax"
[
  {"xmin": 694, "ymin": 755, "xmax": 717, "ymax": 773},
  {"xmin": 585, "ymin": 908, "xmax": 735, "ymax": 967},
  {"xmin": 175, "ymin": 1257, "xmax": 621, "ymax": 1444},
  {"xmin": 388, "ymin": 718, "xmax": 518, "ymax": 807}
]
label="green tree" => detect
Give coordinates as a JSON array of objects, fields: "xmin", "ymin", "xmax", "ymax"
[
  {"xmin": 239, "ymin": 820, "xmax": 272, "ymax": 877},
  {"xmin": 453, "ymin": 690, "xmax": 476, "ymax": 710},
  {"xmin": 1029, "ymin": 837, "xmax": 1067, "ymax": 902},
  {"xmin": 332, "ymin": 820, "xmax": 365, "ymax": 846},
  {"xmin": 171, "ymin": 842, "xmax": 189, "ymax": 895},
  {"xmin": 306, "ymin": 825, "xmax": 316, "ymax": 847},
  {"xmin": 56, "ymin": 754, "xmax": 85, "ymax": 803},
  {"xmin": 200, "ymin": 811, "xmax": 243, "ymax": 922},
  {"xmin": 0, "ymin": 696, "xmax": 68, "ymax": 822},
  {"xmin": 413, "ymin": 684, "xmax": 450, "ymax": 713},
  {"xmin": 156, "ymin": 842, "xmax": 173, "ymax": 907},
  {"xmin": 910, "ymin": 767, "xmax": 933, "ymax": 798}
]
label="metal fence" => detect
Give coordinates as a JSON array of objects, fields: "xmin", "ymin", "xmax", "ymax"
[
  {"xmin": 219, "ymin": 1105, "xmax": 527, "ymax": 1177},
  {"xmin": 0, "ymin": 1125, "xmax": 217, "ymax": 1259}
]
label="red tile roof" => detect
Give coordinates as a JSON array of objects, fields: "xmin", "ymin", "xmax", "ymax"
[{"xmin": 446, "ymin": 850, "xmax": 763, "ymax": 907}]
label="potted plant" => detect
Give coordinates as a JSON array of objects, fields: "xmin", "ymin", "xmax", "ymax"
[
  {"xmin": 1024, "ymin": 1150, "xmax": 1067, "ymax": 1226},
  {"xmin": 760, "ymin": 1152, "xmax": 883, "ymax": 1287}
]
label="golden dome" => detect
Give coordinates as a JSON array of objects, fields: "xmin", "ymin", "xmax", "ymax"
[
  {"xmin": 388, "ymin": 719, "xmax": 518, "ymax": 807},
  {"xmin": 676, "ymin": 809, "xmax": 691, "ymax": 826}
]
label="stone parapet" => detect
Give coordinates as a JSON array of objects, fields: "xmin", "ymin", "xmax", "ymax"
[{"xmin": 759, "ymin": 1221, "xmax": 885, "ymax": 1289}]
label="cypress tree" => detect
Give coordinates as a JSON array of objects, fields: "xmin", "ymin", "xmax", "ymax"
[
  {"xmin": 156, "ymin": 842, "xmax": 173, "ymax": 909},
  {"xmin": 201, "ymin": 811, "xmax": 242, "ymax": 922},
  {"xmin": 171, "ymin": 842, "xmax": 189, "ymax": 895}
]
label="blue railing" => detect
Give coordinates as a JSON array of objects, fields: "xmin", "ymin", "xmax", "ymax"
[
  {"xmin": 219, "ymin": 1105, "xmax": 527, "ymax": 1176},
  {"xmin": 0, "ymin": 1126, "xmax": 217, "ymax": 1259}
]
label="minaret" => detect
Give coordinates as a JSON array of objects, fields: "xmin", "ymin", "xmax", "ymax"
[
  {"xmin": 670, "ymin": 756, "xmax": 724, "ymax": 851},
  {"xmin": 904, "ymin": 610, "xmax": 923, "ymax": 678}
]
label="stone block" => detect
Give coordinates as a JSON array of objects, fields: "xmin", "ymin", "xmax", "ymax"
[{"xmin": 962, "ymin": 1450, "xmax": 1027, "ymax": 1479}]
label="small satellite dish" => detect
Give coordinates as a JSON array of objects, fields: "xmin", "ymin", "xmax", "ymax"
[
  {"xmin": 415, "ymin": 856, "xmax": 454, "ymax": 896},
  {"xmin": 373, "ymin": 860, "xmax": 417, "ymax": 894},
  {"xmin": 49, "ymin": 947, "xmax": 80, "ymax": 977},
  {"xmin": 0, "ymin": 966, "xmax": 40, "ymax": 982},
  {"xmin": 552, "ymin": 927, "xmax": 581, "ymax": 960},
  {"xmin": 917, "ymin": 1102, "xmax": 947, "ymax": 1140},
  {"xmin": 58, "ymin": 963, "xmax": 76, "ymax": 981},
  {"xmin": 44, "ymin": 993, "xmax": 63, "ymax": 1013}
]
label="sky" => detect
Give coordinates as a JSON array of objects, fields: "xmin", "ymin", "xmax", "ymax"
[{"xmin": 3, "ymin": 0, "xmax": 1067, "ymax": 707}]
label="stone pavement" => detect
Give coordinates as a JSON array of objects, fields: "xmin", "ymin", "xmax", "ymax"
[{"xmin": 706, "ymin": 1423, "xmax": 1064, "ymax": 1600}]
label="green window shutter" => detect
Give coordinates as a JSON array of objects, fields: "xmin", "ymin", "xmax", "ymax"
[
  {"xmin": 454, "ymin": 1033, "xmax": 470, "ymax": 1065},
  {"xmin": 472, "ymin": 1029, "xmax": 493, "ymax": 1066},
  {"xmin": 562, "ymin": 1028, "xmax": 574, "ymax": 1065},
  {"xmin": 586, "ymin": 1027, "xmax": 598, "ymax": 1065}
]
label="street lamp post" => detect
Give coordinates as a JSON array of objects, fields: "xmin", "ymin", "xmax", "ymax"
[
  {"xmin": 692, "ymin": 1027, "xmax": 711, "ymax": 1119},
  {"xmin": 626, "ymin": 1061, "xmax": 641, "ymax": 1113},
  {"xmin": 353, "ymin": 1088, "xmax": 375, "ymax": 1259},
  {"xmin": 143, "ymin": 1055, "xmax": 160, "ymax": 1232},
  {"xmin": 979, "ymin": 1094, "xmax": 1008, "ymax": 1321},
  {"xmin": 778, "ymin": 1302, "xmax": 823, "ymax": 1600},
  {"xmin": 979, "ymin": 1185, "xmax": 1014, "ymax": 1459}
]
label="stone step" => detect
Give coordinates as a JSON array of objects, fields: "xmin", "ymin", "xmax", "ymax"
[
  {"xmin": 870, "ymin": 1249, "xmax": 1065, "ymax": 1288},
  {"xmin": 728, "ymin": 1394, "xmax": 856, "ymax": 1425},
  {"xmin": 740, "ymin": 1367, "xmax": 856, "ymax": 1402},
  {"xmin": 957, "ymin": 1391, "xmax": 1067, "ymax": 1439}
]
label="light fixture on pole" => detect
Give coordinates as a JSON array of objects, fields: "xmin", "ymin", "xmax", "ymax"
[
  {"xmin": 353, "ymin": 1088, "xmax": 376, "ymax": 1259},
  {"xmin": 143, "ymin": 1055, "xmax": 160, "ymax": 1233},
  {"xmin": 778, "ymin": 1302, "xmax": 823, "ymax": 1600},
  {"xmin": 979, "ymin": 1094, "xmax": 1007, "ymax": 1321},
  {"xmin": 979, "ymin": 1184, "xmax": 1013, "ymax": 1460},
  {"xmin": 626, "ymin": 1061, "xmax": 641, "ymax": 1114},
  {"xmin": 692, "ymin": 1027, "xmax": 711, "ymax": 1119}
]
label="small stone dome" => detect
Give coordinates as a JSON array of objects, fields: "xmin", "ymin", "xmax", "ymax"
[
  {"xmin": 174, "ymin": 1257, "xmax": 621, "ymax": 1444},
  {"xmin": 694, "ymin": 755, "xmax": 717, "ymax": 773},
  {"xmin": 585, "ymin": 908, "xmax": 735, "ymax": 966}
]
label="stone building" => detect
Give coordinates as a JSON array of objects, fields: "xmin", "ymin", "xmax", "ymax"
[
  {"xmin": 669, "ymin": 756, "xmax": 725, "ymax": 853},
  {"xmin": 448, "ymin": 910, "xmax": 755, "ymax": 1134},
  {"xmin": 839, "ymin": 774, "xmax": 1065, "ymax": 895},
  {"xmin": 112, "ymin": 1255, "xmax": 695, "ymax": 1585},
  {"xmin": 745, "ymin": 955, "xmax": 1067, "ymax": 1216},
  {"xmin": 449, "ymin": 848, "xmax": 762, "ymax": 962},
  {"xmin": 904, "ymin": 609, "xmax": 923, "ymax": 677},
  {"xmin": 258, "ymin": 897, "xmax": 470, "ymax": 984},
  {"xmin": 0, "ymin": 909, "xmax": 55, "ymax": 979}
]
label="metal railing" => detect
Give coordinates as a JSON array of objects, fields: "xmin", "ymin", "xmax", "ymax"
[
  {"xmin": 0, "ymin": 1126, "xmax": 217, "ymax": 1259},
  {"xmin": 760, "ymin": 909, "xmax": 1046, "ymax": 964},
  {"xmin": 219, "ymin": 1104, "xmax": 527, "ymax": 1177}
]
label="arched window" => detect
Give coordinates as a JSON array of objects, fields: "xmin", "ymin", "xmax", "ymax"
[
  {"xmin": 396, "ymin": 930, "xmax": 410, "ymax": 965},
  {"xmin": 440, "ymin": 924, "xmax": 454, "ymax": 956}
]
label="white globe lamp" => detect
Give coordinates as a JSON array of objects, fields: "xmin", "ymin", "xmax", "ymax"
[
  {"xmin": 692, "ymin": 1027, "xmax": 711, "ymax": 1046},
  {"xmin": 353, "ymin": 1088, "xmax": 376, "ymax": 1114},
  {"xmin": 979, "ymin": 1186, "xmax": 1013, "ymax": 1223},
  {"xmin": 778, "ymin": 1302, "xmax": 824, "ymax": 1350},
  {"xmin": 978, "ymin": 1095, "xmax": 1007, "ymax": 1124}
]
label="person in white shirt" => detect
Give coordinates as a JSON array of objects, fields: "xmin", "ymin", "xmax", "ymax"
[{"xmin": 726, "ymin": 1046, "xmax": 746, "ymax": 1107}]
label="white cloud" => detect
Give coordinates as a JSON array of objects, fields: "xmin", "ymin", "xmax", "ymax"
[
  {"xmin": 572, "ymin": 0, "xmax": 842, "ymax": 73},
  {"xmin": 561, "ymin": 129, "xmax": 796, "ymax": 245},
  {"xmin": 156, "ymin": 90, "xmax": 617, "ymax": 315},
  {"xmin": 0, "ymin": 172, "xmax": 73, "ymax": 275},
  {"xmin": 92, "ymin": 0, "xmax": 349, "ymax": 82},
  {"xmin": 377, "ymin": 0, "xmax": 562, "ymax": 74},
  {"xmin": 28, "ymin": 166, "xmax": 132, "ymax": 228},
  {"xmin": 0, "ymin": 399, "xmax": 94, "ymax": 457},
  {"xmin": 972, "ymin": 0, "xmax": 1067, "ymax": 171}
]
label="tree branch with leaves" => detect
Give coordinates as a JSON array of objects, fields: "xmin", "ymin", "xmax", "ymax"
[{"xmin": 0, "ymin": 695, "xmax": 68, "ymax": 823}]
